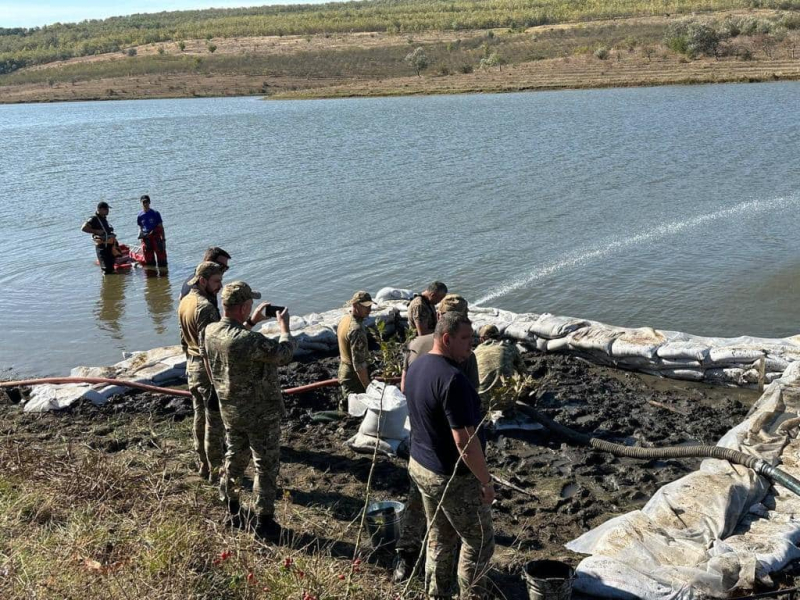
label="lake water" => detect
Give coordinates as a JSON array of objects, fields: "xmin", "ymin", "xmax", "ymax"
[{"xmin": 1, "ymin": 82, "xmax": 799, "ymax": 377}]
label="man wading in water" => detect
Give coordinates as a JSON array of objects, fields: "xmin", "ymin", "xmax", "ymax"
[
  {"xmin": 82, "ymin": 201, "xmax": 116, "ymax": 275},
  {"xmin": 137, "ymin": 194, "xmax": 168, "ymax": 268}
]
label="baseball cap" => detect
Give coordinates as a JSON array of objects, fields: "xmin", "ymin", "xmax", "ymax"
[
  {"xmin": 438, "ymin": 293, "xmax": 468, "ymax": 316},
  {"xmin": 347, "ymin": 291, "xmax": 374, "ymax": 307},
  {"xmin": 188, "ymin": 261, "xmax": 224, "ymax": 285},
  {"xmin": 222, "ymin": 281, "xmax": 262, "ymax": 306},
  {"xmin": 479, "ymin": 324, "xmax": 500, "ymax": 339},
  {"xmin": 97, "ymin": 201, "xmax": 111, "ymax": 210}
]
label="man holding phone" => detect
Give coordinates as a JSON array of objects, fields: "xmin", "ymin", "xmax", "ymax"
[{"xmin": 202, "ymin": 281, "xmax": 296, "ymax": 541}]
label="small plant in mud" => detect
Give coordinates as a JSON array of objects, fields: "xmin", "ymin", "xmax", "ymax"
[
  {"xmin": 485, "ymin": 371, "xmax": 538, "ymax": 413},
  {"xmin": 371, "ymin": 320, "xmax": 413, "ymax": 379}
]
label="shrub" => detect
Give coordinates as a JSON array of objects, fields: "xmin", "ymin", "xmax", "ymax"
[
  {"xmin": 177, "ymin": 41, "xmax": 185, "ymax": 51},
  {"xmin": 157, "ymin": 46, "xmax": 165, "ymax": 55},
  {"xmin": 593, "ymin": 46, "xmax": 609, "ymax": 59},
  {"xmin": 686, "ymin": 23, "xmax": 720, "ymax": 56},
  {"xmin": 207, "ymin": 43, "xmax": 217, "ymax": 53},
  {"xmin": 126, "ymin": 47, "xmax": 137, "ymax": 57},
  {"xmin": 404, "ymin": 46, "xmax": 429, "ymax": 76},
  {"xmin": 459, "ymin": 63, "xmax": 473, "ymax": 73}
]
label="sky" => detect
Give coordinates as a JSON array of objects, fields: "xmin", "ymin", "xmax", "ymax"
[{"xmin": 1, "ymin": 0, "xmax": 334, "ymax": 28}]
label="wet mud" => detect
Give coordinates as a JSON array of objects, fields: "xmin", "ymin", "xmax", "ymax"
[{"xmin": 2, "ymin": 350, "xmax": 760, "ymax": 599}]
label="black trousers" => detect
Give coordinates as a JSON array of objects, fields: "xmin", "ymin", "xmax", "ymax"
[{"xmin": 96, "ymin": 244, "xmax": 116, "ymax": 274}]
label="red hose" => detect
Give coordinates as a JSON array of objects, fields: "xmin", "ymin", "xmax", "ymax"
[{"xmin": 0, "ymin": 376, "xmax": 399, "ymax": 398}]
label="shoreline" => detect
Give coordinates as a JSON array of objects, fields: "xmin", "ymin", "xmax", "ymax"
[{"xmin": 2, "ymin": 60, "xmax": 799, "ymax": 105}]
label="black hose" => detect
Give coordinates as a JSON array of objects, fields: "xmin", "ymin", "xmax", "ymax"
[{"xmin": 516, "ymin": 403, "xmax": 800, "ymax": 498}]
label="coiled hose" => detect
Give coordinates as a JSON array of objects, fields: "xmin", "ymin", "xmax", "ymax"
[{"xmin": 516, "ymin": 402, "xmax": 800, "ymax": 498}]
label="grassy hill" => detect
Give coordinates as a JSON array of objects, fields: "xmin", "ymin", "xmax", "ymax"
[
  {"xmin": 1, "ymin": 1, "xmax": 799, "ymax": 102},
  {"xmin": 2, "ymin": 0, "xmax": 799, "ymax": 74}
]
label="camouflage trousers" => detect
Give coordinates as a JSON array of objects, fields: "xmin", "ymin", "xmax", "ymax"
[
  {"xmin": 396, "ymin": 470, "xmax": 426, "ymax": 558},
  {"xmin": 219, "ymin": 411, "xmax": 282, "ymax": 518},
  {"xmin": 187, "ymin": 357, "xmax": 224, "ymax": 479},
  {"xmin": 337, "ymin": 363, "xmax": 366, "ymax": 409},
  {"xmin": 409, "ymin": 459, "xmax": 495, "ymax": 599}
]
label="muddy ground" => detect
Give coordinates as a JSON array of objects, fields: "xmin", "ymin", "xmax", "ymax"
[{"xmin": 1, "ymin": 350, "xmax": 767, "ymax": 598}]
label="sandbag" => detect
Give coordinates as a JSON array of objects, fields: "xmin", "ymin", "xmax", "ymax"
[
  {"xmin": 660, "ymin": 368, "xmax": 706, "ymax": 382},
  {"xmin": 704, "ymin": 367, "xmax": 745, "ymax": 385},
  {"xmin": 375, "ymin": 287, "xmax": 414, "ymax": 301},
  {"xmin": 568, "ymin": 326, "xmax": 622, "ymax": 355},
  {"xmin": 530, "ymin": 313, "xmax": 589, "ymax": 339},
  {"xmin": 70, "ymin": 365, "xmax": 118, "ymax": 378},
  {"xmin": 611, "ymin": 328, "xmax": 665, "ymax": 360},
  {"xmin": 346, "ymin": 432, "xmax": 405, "ymax": 457},
  {"xmin": 657, "ymin": 340, "xmax": 710, "ymax": 362},
  {"xmin": 503, "ymin": 314, "xmax": 540, "ymax": 342},
  {"xmin": 352, "ymin": 382, "xmax": 409, "ymax": 441},
  {"xmin": 708, "ymin": 347, "xmax": 765, "ymax": 366},
  {"xmin": 23, "ymin": 384, "xmax": 104, "ymax": 412}
]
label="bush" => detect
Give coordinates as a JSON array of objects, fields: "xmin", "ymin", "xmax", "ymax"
[
  {"xmin": 686, "ymin": 23, "xmax": 719, "ymax": 56},
  {"xmin": 177, "ymin": 41, "xmax": 185, "ymax": 51},
  {"xmin": 157, "ymin": 46, "xmax": 165, "ymax": 55},
  {"xmin": 459, "ymin": 63, "xmax": 473, "ymax": 74},
  {"xmin": 126, "ymin": 47, "xmax": 137, "ymax": 57},
  {"xmin": 593, "ymin": 46, "xmax": 609, "ymax": 59},
  {"xmin": 207, "ymin": 43, "xmax": 217, "ymax": 53},
  {"xmin": 404, "ymin": 46, "xmax": 429, "ymax": 76}
]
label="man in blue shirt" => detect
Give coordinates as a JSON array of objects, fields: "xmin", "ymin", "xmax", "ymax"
[
  {"xmin": 137, "ymin": 194, "xmax": 167, "ymax": 267},
  {"xmin": 406, "ymin": 312, "xmax": 495, "ymax": 599}
]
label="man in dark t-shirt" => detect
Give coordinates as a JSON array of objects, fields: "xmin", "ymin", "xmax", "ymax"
[{"xmin": 405, "ymin": 312, "xmax": 495, "ymax": 599}]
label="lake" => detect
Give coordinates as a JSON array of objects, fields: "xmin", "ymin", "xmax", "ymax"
[{"xmin": 1, "ymin": 82, "xmax": 799, "ymax": 376}]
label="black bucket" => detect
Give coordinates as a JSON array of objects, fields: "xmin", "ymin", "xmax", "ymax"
[{"xmin": 523, "ymin": 560, "xmax": 575, "ymax": 600}]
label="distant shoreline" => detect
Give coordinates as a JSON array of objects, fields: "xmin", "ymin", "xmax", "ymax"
[{"xmin": 1, "ymin": 58, "xmax": 799, "ymax": 105}]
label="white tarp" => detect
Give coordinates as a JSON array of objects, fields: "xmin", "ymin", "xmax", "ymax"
[{"xmin": 567, "ymin": 362, "xmax": 800, "ymax": 599}]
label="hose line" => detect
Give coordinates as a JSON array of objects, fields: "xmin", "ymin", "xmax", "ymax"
[{"xmin": 516, "ymin": 403, "xmax": 800, "ymax": 498}]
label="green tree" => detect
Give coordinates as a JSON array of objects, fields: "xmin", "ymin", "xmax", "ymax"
[{"xmin": 405, "ymin": 46, "xmax": 429, "ymax": 76}]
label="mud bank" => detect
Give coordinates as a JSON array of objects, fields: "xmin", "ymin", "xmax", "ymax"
[{"xmin": 1, "ymin": 349, "xmax": 763, "ymax": 599}]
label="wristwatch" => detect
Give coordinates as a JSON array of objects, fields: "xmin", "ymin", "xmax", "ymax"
[{"xmin": 245, "ymin": 317, "xmax": 255, "ymax": 327}]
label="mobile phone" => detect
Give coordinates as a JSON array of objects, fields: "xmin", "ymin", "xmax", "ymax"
[{"xmin": 262, "ymin": 304, "xmax": 285, "ymax": 318}]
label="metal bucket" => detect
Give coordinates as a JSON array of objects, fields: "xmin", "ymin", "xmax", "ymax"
[
  {"xmin": 523, "ymin": 560, "xmax": 575, "ymax": 600},
  {"xmin": 364, "ymin": 500, "xmax": 404, "ymax": 550}
]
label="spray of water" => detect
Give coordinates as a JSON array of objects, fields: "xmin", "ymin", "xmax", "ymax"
[{"xmin": 475, "ymin": 196, "xmax": 798, "ymax": 306}]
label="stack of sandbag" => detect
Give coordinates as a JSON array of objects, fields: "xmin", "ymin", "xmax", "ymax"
[
  {"xmin": 23, "ymin": 345, "xmax": 187, "ymax": 412},
  {"xmin": 566, "ymin": 361, "xmax": 800, "ymax": 599},
  {"xmin": 346, "ymin": 381, "xmax": 409, "ymax": 457},
  {"xmin": 259, "ymin": 304, "xmax": 400, "ymax": 357}
]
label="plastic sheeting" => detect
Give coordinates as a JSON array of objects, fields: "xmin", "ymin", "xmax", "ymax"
[{"xmin": 567, "ymin": 362, "xmax": 800, "ymax": 599}]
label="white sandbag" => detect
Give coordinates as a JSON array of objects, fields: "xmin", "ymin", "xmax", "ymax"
[
  {"xmin": 346, "ymin": 432, "xmax": 404, "ymax": 457},
  {"xmin": 544, "ymin": 337, "xmax": 571, "ymax": 352},
  {"xmin": 741, "ymin": 369, "xmax": 785, "ymax": 385},
  {"xmin": 504, "ymin": 314, "xmax": 540, "ymax": 342},
  {"xmin": 130, "ymin": 363, "xmax": 185, "ymax": 384},
  {"xmin": 354, "ymin": 382, "xmax": 409, "ymax": 441},
  {"xmin": 95, "ymin": 384, "xmax": 130, "ymax": 401},
  {"xmin": 70, "ymin": 365, "xmax": 118, "ymax": 378},
  {"xmin": 660, "ymin": 368, "xmax": 706, "ymax": 382},
  {"xmin": 529, "ymin": 313, "xmax": 589, "ymax": 339},
  {"xmin": 375, "ymin": 287, "xmax": 413, "ymax": 301},
  {"xmin": 114, "ymin": 345, "xmax": 184, "ymax": 372},
  {"xmin": 704, "ymin": 368, "xmax": 745, "ymax": 386},
  {"xmin": 611, "ymin": 328, "xmax": 665, "ymax": 360},
  {"xmin": 23, "ymin": 384, "xmax": 104, "ymax": 412},
  {"xmin": 658, "ymin": 358, "xmax": 703, "ymax": 369},
  {"xmin": 764, "ymin": 356, "xmax": 791, "ymax": 372},
  {"xmin": 657, "ymin": 342, "xmax": 710, "ymax": 362},
  {"xmin": 708, "ymin": 347, "xmax": 765, "ymax": 366},
  {"xmin": 535, "ymin": 337, "xmax": 549, "ymax": 352},
  {"xmin": 568, "ymin": 326, "xmax": 622, "ymax": 355},
  {"xmin": 260, "ymin": 315, "xmax": 307, "ymax": 334}
]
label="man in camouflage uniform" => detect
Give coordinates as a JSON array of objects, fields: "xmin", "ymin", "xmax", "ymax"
[
  {"xmin": 178, "ymin": 261, "xmax": 225, "ymax": 481},
  {"xmin": 394, "ymin": 293, "xmax": 478, "ymax": 583},
  {"xmin": 337, "ymin": 291, "xmax": 374, "ymax": 411},
  {"xmin": 474, "ymin": 324, "xmax": 527, "ymax": 413},
  {"xmin": 202, "ymin": 281, "xmax": 296, "ymax": 540},
  {"xmin": 407, "ymin": 281, "xmax": 447, "ymax": 337},
  {"xmin": 406, "ymin": 312, "xmax": 495, "ymax": 599}
]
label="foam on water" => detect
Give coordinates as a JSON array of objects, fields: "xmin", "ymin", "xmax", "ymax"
[{"xmin": 475, "ymin": 195, "xmax": 799, "ymax": 306}]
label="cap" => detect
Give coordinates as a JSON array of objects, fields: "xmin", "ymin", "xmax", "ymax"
[
  {"xmin": 347, "ymin": 291, "xmax": 374, "ymax": 307},
  {"xmin": 97, "ymin": 201, "xmax": 111, "ymax": 210},
  {"xmin": 479, "ymin": 324, "xmax": 500, "ymax": 339},
  {"xmin": 438, "ymin": 293, "xmax": 468, "ymax": 316},
  {"xmin": 188, "ymin": 261, "xmax": 224, "ymax": 285},
  {"xmin": 222, "ymin": 280, "xmax": 262, "ymax": 306}
]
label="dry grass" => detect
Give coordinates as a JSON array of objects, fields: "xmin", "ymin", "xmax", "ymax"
[{"xmin": 0, "ymin": 413, "xmax": 414, "ymax": 600}]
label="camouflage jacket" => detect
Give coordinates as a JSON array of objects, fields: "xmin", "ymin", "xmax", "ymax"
[
  {"xmin": 337, "ymin": 313, "xmax": 369, "ymax": 371},
  {"xmin": 178, "ymin": 289, "xmax": 220, "ymax": 358},
  {"xmin": 473, "ymin": 339, "xmax": 526, "ymax": 397},
  {"xmin": 407, "ymin": 295, "xmax": 437, "ymax": 334},
  {"xmin": 202, "ymin": 317, "xmax": 296, "ymax": 416}
]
